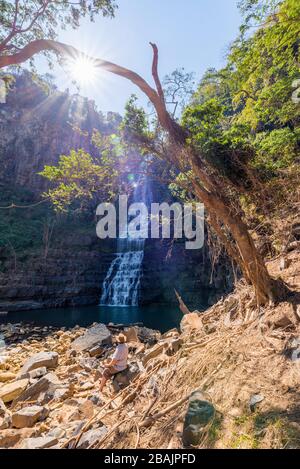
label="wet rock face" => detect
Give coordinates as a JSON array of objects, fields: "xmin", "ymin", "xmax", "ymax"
[{"xmin": 0, "ymin": 240, "xmax": 115, "ymax": 313}]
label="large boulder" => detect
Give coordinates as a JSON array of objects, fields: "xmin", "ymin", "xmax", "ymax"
[
  {"xmin": 182, "ymin": 391, "xmax": 215, "ymax": 447},
  {"xmin": 12, "ymin": 373, "xmax": 61, "ymax": 406},
  {"xmin": 12, "ymin": 405, "xmax": 48, "ymax": 428},
  {"xmin": 111, "ymin": 362, "xmax": 141, "ymax": 393},
  {"xmin": 71, "ymin": 324, "xmax": 112, "ymax": 353},
  {"xmin": 136, "ymin": 327, "xmax": 161, "ymax": 345},
  {"xmin": 124, "ymin": 327, "xmax": 139, "ymax": 343},
  {"xmin": 166, "ymin": 337, "xmax": 183, "ymax": 356},
  {"xmin": 0, "ymin": 379, "xmax": 29, "ymax": 403},
  {"xmin": 180, "ymin": 313, "xmax": 202, "ymax": 333},
  {"xmin": 18, "ymin": 352, "xmax": 59, "ymax": 378}
]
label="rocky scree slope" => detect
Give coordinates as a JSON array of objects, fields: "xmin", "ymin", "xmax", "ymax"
[{"xmin": 0, "ymin": 243, "xmax": 300, "ymax": 449}]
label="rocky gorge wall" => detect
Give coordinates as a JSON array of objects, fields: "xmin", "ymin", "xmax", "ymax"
[
  {"xmin": 0, "ymin": 71, "xmax": 119, "ymax": 193},
  {"xmin": 141, "ymin": 238, "xmax": 233, "ymax": 309},
  {"xmin": 0, "ymin": 72, "xmax": 234, "ymax": 312},
  {"xmin": 0, "ymin": 235, "xmax": 111, "ymax": 312}
]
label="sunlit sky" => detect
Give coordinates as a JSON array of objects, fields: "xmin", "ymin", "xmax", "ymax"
[{"xmin": 38, "ymin": 0, "xmax": 242, "ymax": 115}]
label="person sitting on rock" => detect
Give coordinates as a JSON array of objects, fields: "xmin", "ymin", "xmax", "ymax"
[{"xmin": 99, "ymin": 333, "xmax": 128, "ymax": 393}]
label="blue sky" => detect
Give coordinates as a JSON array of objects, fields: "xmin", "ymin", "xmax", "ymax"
[{"xmin": 40, "ymin": 0, "xmax": 242, "ymax": 114}]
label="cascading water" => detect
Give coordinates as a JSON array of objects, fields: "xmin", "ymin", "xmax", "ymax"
[
  {"xmin": 100, "ymin": 238, "xmax": 145, "ymax": 306},
  {"xmin": 100, "ymin": 176, "xmax": 152, "ymax": 307}
]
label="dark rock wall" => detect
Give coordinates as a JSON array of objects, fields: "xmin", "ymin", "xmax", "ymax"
[
  {"xmin": 0, "ymin": 72, "xmax": 234, "ymax": 312},
  {"xmin": 0, "ymin": 233, "xmax": 116, "ymax": 312},
  {"xmin": 141, "ymin": 238, "xmax": 234, "ymax": 309}
]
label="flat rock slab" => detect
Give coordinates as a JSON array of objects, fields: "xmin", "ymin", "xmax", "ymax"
[
  {"xmin": 28, "ymin": 367, "xmax": 48, "ymax": 380},
  {"xmin": 18, "ymin": 352, "xmax": 59, "ymax": 378},
  {"xmin": 0, "ymin": 379, "xmax": 29, "ymax": 403},
  {"xmin": 20, "ymin": 436, "xmax": 58, "ymax": 449},
  {"xmin": 12, "ymin": 405, "xmax": 48, "ymax": 429},
  {"xmin": 71, "ymin": 324, "xmax": 112, "ymax": 352}
]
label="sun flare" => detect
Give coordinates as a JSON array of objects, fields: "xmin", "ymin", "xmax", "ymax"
[{"xmin": 67, "ymin": 56, "xmax": 98, "ymax": 86}]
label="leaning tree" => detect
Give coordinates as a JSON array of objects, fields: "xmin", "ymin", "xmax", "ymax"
[{"xmin": 0, "ymin": 5, "xmax": 284, "ymax": 304}]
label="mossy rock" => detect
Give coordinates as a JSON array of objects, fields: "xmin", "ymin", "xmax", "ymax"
[{"xmin": 182, "ymin": 391, "xmax": 215, "ymax": 447}]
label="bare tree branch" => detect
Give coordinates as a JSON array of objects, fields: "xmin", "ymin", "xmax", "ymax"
[
  {"xmin": 0, "ymin": 39, "xmax": 181, "ymax": 137},
  {"xmin": 150, "ymin": 42, "xmax": 165, "ymax": 104}
]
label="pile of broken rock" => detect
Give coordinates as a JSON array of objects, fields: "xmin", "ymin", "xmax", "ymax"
[{"xmin": 0, "ymin": 321, "xmax": 182, "ymax": 449}]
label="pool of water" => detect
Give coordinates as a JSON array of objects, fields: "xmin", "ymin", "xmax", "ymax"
[{"xmin": 0, "ymin": 304, "xmax": 183, "ymax": 333}]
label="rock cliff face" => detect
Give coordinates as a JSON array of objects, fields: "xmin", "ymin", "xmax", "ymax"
[
  {"xmin": 141, "ymin": 238, "xmax": 233, "ymax": 309},
  {"xmin": 0, "ymin": 72, "xmax": 233, "ymax": 312},
  {"xmin": 0, "ymin": 71, "xmax": 120, "ymax": 193},
  {"xmin": 0, "ymin": 244, "xmax": 110, "ymax": 312}
]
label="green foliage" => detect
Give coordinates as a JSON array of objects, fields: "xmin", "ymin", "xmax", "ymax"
[
  {"xmin": 162, "ymin": 68, "xmax": 195, "ymax": 118},
  {"xmin": 0, "ymin": 183, "xmax": 99, "ymax": 272},
  {"xmin": 39, "ymin": 145, "xmax": 119, "ymax": 212},
  {"xmin": 253, "ymin": 127, "xmax": 299, "ymax": 173},
  {"xmin": 182, "ymin": 0, "xmax": 300, "ymax": 181},
  {"xmin": 120, "ymin": 95, "xmax": 148, "ymax": 135},
  {"xmin": 0, "ymin": 185, "xmax": 53, "ymax": 270}
]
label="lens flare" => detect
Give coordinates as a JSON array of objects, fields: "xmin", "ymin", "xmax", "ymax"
[{"xmin": 67, "ymin": 56, "xmax": 98, "ymax": 86}]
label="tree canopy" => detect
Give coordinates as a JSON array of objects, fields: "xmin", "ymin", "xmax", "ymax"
[{"xmin": 182, "ymin": 0, "xmax": 300, "ymax": 183}]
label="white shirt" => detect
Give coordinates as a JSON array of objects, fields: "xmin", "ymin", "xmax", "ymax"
[{"xmin": 112, "ymin": 343, "xmax": 128, "ymax": 371}]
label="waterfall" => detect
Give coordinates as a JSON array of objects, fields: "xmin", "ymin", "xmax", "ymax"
[{"xmin": 100, "ymin": 176, "xmax": 152, "ymax": 307}]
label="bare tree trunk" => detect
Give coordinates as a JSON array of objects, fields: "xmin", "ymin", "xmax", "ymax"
[
  {"xmin": 167, "ymin": 136, "xmax": 276, "ymax": 305},
  {"xmin": 0, "ymin": 39, "xmax": 281, "ymax": 304},
  {"xmin": 192, "ymin": 177, "xmax": 275, "ymax": 304}
]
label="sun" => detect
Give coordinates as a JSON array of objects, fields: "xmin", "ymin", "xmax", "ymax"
[{"xmin": 67, "ymin": 56, "xmax": 98, "ymax": 86}]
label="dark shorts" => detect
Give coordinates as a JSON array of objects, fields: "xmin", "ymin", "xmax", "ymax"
[{"xmin": 103, "ymin": 366, "xmax": 119, "ymax": 379}]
